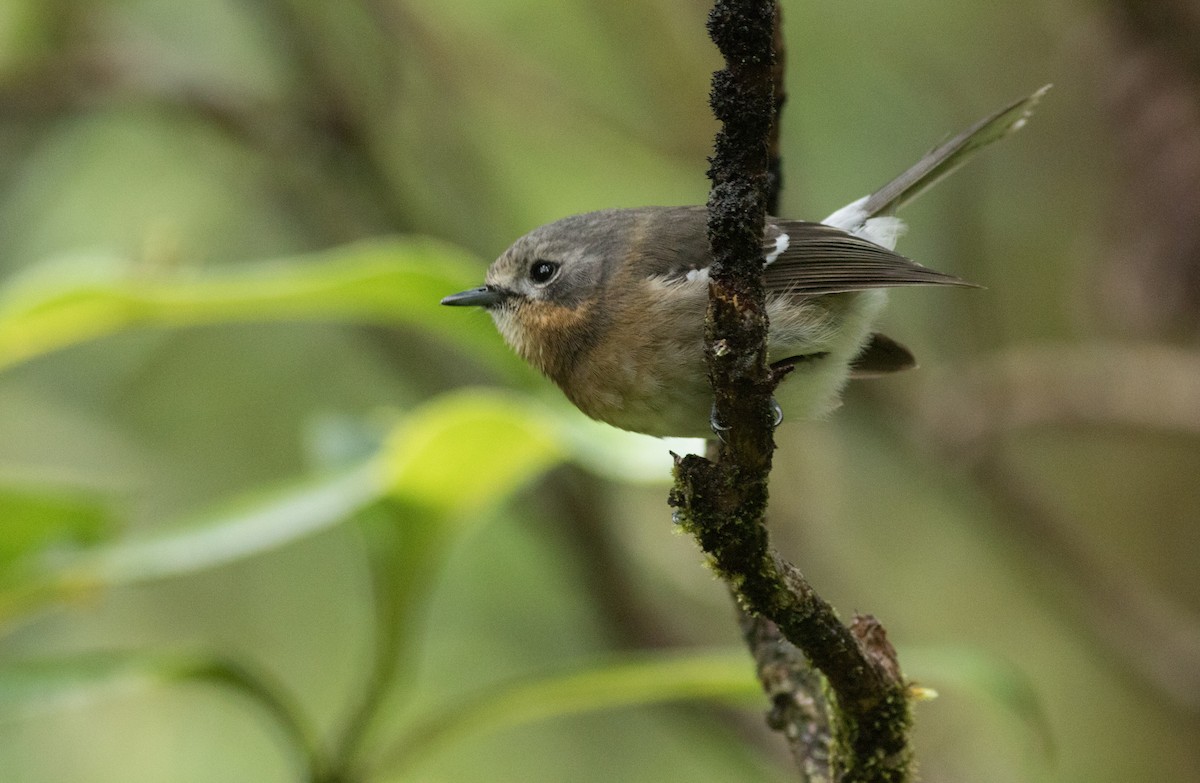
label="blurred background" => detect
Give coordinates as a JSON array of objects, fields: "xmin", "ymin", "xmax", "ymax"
[{"xmin": 0, "ymin": 1, "xmax": 1198, "ymax": 781}]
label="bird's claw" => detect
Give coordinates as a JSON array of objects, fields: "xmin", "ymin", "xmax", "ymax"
[
  {"xmin": 709, "ymin": 399, "xmax": 784, "ymax": 442},
  {"xmin": 770, "ymin": 398, "xmax": 784, "ymax": 427},
  {"xmin": 709, "ymin": 403, "xmax": 731, "ymax": 444}
]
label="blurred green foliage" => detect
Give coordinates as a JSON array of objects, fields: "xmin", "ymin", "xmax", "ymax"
[{"xmin": 0, "ymin": 1, "xmax": 1197, "ymax": 782}]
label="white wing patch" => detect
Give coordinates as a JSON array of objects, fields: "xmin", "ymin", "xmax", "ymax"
[
  {"xmin": 858, "ymin": 216, "xmax": 906, "ymax": 250},
  {"xmin": 821, "ymin": 195, "xmax": 869, "ymax": 232},
  {"xmin": 822, "ymin": 195, "xmax": 906, "ymax": 250},
  {"xmin": 764, "ymin": 232, "xmax": 790, "ymax": 265},
  {"xmin": 685, "ymin": 267, "xmax": 709, "ymax": 283}
]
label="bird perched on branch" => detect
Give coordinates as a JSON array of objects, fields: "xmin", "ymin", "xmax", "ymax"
[{"xmin": 443, "ymin": 87, "xmax": 1048, "ymax": 438}]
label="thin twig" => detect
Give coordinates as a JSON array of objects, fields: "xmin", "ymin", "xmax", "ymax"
[{"xmin": 739, "ymin": 609, "xmax": 832, "ymax": 779}]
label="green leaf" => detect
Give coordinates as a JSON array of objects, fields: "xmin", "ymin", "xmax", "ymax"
[
  {"xmin": 0, "ymin": 389, "xmax": 569, "ymax": 623},
  {"xmin": 0, "ymin": 463, "xmax": 386, "ymax": 625},
  {"xmin": 380, "ymin": 388, "xmax": 567, "ymax": 519},
  {"xmin": 329, "ymin": 389, "xmax": 573, "ymax": 768},
  {"xmin": 0, "ymin": 238, "xmax": 524, "ymax": 379},
  {"xmin": 0, "ymin": 389, "xmax": 575, "ymax": 774},
  {"xmin": 0, "ymin": 652, "xmax": 209, "ymax": 716},
  {"xmin": 55, "ymin": 462, "xmax": 386, "ymax": 589},
  {"xmin": 0, "ymin": 482, "xmax": 113, "ymax": 574},
  {"xmin": 376, "ymin": 649, "xmax": 759, "ymax": 778},
  {"xmin": 0, "ymin": 652, "xmax": 324, "ymax": 776}
]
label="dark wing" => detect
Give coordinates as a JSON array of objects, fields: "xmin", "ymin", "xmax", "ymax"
[
  {"xmin": 850, "ymin": 333, "xmax": 917, "ymax": 378},
  {"xmin": 762, "ymin": 221, "xmax": 975, "ymax": 296}
]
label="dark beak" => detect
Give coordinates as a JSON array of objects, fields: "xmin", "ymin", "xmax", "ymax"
[{"xmin": 441, "ymin": 285, "xmax": 507, "ymax": 308}]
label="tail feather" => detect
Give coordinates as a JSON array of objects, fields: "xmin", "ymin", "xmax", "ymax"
[
  {"xmin": 823, "ymin": 85, "xmax": 1050, "ymax": 234},
  {"xmin": 861, "ymin": 84, "xmax": 1051, "ymax": 218}
]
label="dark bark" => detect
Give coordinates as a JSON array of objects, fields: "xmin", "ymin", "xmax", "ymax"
[{"xmin": 669, "ymin": 3, "xmax": 914, "ymax": 780}]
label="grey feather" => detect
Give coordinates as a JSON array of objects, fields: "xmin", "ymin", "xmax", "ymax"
[
  {"xmin": 861, "ymin": 85, "xmax": 1051, "ymax": 218},
  {"xmin": 761, "ymin": 222, "xmax": 976, "ymax": 295}
]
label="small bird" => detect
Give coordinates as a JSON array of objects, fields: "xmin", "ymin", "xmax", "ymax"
[{"xmin": 443, "ymin": 87, "xmax": 1047, "ymax": 438}]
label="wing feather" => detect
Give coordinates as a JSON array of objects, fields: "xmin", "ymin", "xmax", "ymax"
[{"xmin": 762, "ymin": 221, "xmax": 975, "ymax": 296}]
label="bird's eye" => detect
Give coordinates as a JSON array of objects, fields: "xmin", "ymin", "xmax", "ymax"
[{"xmin": 529, "ymin": 260, "xmax": 559, "ymax": 284}]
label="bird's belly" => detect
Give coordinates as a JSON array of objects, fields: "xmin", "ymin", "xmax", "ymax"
[
  {"xmin": 560, "ymin": 289, "xmax": 885, "ymax": 438},
  {"xmin": 565, "ymin": 340, "xmax": 713, "ymax": 438}
]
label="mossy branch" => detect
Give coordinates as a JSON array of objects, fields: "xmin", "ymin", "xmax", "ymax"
[{"xmin": 668, "ymin": 2, "xmax": 915, "ymax": 779}]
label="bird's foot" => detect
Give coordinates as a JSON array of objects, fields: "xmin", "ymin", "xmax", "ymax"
[
  {"xmin": 709, "ymin": 403, "xmax": 731, "ymax": 443},
  {"xmin": 708, "ymin": 399, "xmax": 783, "ymax": 442}
]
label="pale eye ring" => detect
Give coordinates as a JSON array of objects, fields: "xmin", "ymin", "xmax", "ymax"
[{"xmin": 529, "ymin": 259, "xmax": 559, "ymax": 285}]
